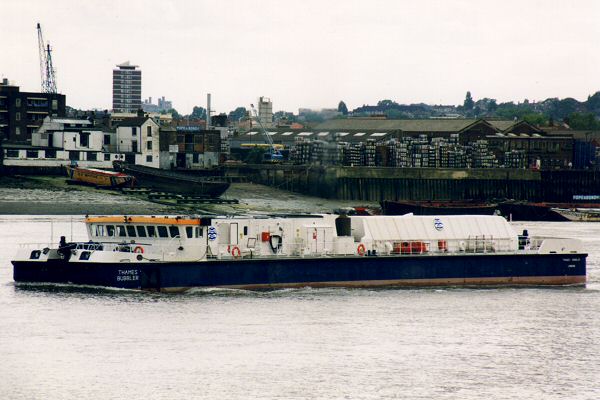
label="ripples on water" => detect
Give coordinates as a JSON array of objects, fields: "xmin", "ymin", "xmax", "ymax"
[{"xmin": 0, "ymin": 216, "xmax": 599, "ymax": 399}]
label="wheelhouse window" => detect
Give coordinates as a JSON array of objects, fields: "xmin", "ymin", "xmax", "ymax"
[
  {"xmin": 94, "ymin": 224, "xmax": 106, "ymax": 237},
  {"xmin": 195, "ymin": 227, "xmax": 203, "ymax": 238},
  {"xmin": 157, "ymin": 226, "xmax": 168, "ymax": 238},
  {"xmin": 136, "ymin": 226, "xmax": 147, "ymax": 237},
  {"xmin": 185, "ymin": 226, "xmax": 193, "ymax": 238},
  {"xmin": 126, "ymin": 226, "xmax": 137, "ymax": 237},
  {"xmin": 106, "ymin": 225, "xmax": 115, "ymax": 237},
  {"xmin": 147, "ymin": 226, "xmax": 157, "ymax": 237},
  {"xmin": 169, "ymin": 226, "xmax": 180, "ymax": 238},
  {"xmin": 116, "ymin": 225, "xmax": 127, "ymax": 237}
]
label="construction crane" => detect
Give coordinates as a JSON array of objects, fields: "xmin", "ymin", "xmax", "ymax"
[
  {"xmin": 250, "ymin": 103, "xmax": 283, "ymax": 162},
  {"xmin": 36, "ymin": 23, "xmax": 57, "ymax": 94}
]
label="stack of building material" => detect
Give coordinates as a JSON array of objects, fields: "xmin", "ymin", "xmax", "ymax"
[
  {"xmin": 310, "ymin": 140, "xmax": 325, "ymax": 165},
  {"xmin": 363, "ymin": 139, "xmax": 376, "ymax": 167},
  {"xmin": 412, "ymin": 135, "xmax": 429, "ymax": 168},
  {"xmin": 469, "ymin": 140, "xmax": 498, "ymax": 168},
  {"xmin": 343, "ymin": 143, "xmax": 363, "ymax": 166},
  {"xmin": 504, "ymin": 149, "xmax": 527, "ymax": 169},
  {"xmin": 290, "ymin": 137, "xmax": 312, "ymax": 165},
  {"xmin": 397, "ymin": 138, "xmax": 412, "ymax": 167}
]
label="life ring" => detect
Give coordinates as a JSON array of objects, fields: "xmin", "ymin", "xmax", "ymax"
[
  {"xmin": 133, "ymin": 246, "xmax": 144, "ymax": 254},
  {"xmin": 357, "ymin": 243, "xmax": 366, "ymax": 256},
  {"xmin": 231, "ymin": 246, "xmax": 241, "ymax": 258}
]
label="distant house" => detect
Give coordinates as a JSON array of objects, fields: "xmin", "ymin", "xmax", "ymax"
[
  {"xmin": 3, "ymin": 117, "xmax": 117, "ymax": 168},
  {"xmin": 174, "ymin": 126, "xmax": 221, "ymax": 169},
  {"xmin": 114, "ymin": 117, "xmax": 162, "ymax": 168}
]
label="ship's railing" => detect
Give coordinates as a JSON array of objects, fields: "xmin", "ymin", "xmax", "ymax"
[
  {"xmin": 210, "ymin": 235, "xmax": 545, "ymax": 260},
  {"xmin": 18, "ymin": 235, "xmax": 556, "ymax": 262},
  {"xmin": 18, "ymin": 241, "xmax": 165, "ymax": 254}
]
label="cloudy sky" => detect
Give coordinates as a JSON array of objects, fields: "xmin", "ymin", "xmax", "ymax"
[{"xmin": 2, "ymin": 0, "xmax": 599, "ymax": 114}]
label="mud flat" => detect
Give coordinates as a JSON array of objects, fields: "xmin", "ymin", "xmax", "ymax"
[
  {"xmin": 0, "ymin": 176, "xmax": 377, "ymax": 215},
  {"xmin": 0, "ymin": 176, "xmax": 175, "ymax": 215}
]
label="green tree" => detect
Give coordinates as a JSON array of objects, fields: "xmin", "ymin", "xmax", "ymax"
[
  {"xmin": 228, "ymin": 107, "xmax": 247, "ymax": 121},
  {"xmin": 463, "ymin": 91, "xmax": 474, "ymax": 110},
  {"xmin": 565, "ymin": 112, "xmax": 600, "ymax": 130},
  {"xmin": 522, "ymin": 113, "xmax": 548, "ymax": 126},
  {"xmin": 166, "ymin": 108, "xmax": 181, "ymax": 119},
  {"xmin": 586, "ymin": 92, "xmax": 600, "ymax": 114},
  {"xmin": 191, "ymin": 106, "xmax": 207, "ymax": 119},
  {"xmin": 337, "ymin": 101, "xmax": 348, "ymax": 115},
  {"xmin": 377, "ymin": 99, "xmax": 399, "ymax": 108}
]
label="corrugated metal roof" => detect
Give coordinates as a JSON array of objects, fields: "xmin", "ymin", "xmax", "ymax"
[{"xmin": 315, "ymin": 118, "xmax": 479, "ymax": 132}]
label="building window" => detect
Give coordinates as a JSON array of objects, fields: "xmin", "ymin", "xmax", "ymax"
[
  {"xmin": 15, "ymin": 112, "xmax": 20, "ymax": 121},
  {"xmin": 45, "ymin": 149, "xmax": 57, "ymax": 158},
  {"xmin": 15, "ymin": 127, "xmax": 20, "ymax": 136},
  {"xmin": 88, "ymin": 152, "xmax": 97, "ymax": 161},
  {"xmin": 104, "ymin": 135, "xmax": 111, "ymax": 145},
  {"xmin": 147, "ymin": 141, "xmax": 152, "ymax": 150},
  {"xmin": 52, "ymin": 99, "xmax": 58, "ymax": 110},
  {"xmin": 26, "ymin": 150, "xmax": 39, "ymax": 158},
  {"xmin": 6, "ymin": 149, "xmax": 19, "ymax": 158},
  {"xmin": 15, "ymin": 98, "xmax": 21, "ymax": 107},
  {"xmin": 104, "ymin": 153, "xmax": 111, "ymax": 161},
  {"xmin": 147, "ymin": 126, "xmax": 152, "ymax": 137},
  {"xmin": 146, "ymin": 155, "xmax": 153, "ymax": 163},
  {"xmin": 132, "ymin": 127, "xmax": 137, "ymax": 136},
  {"xmin": 80, "ymin": 132, "xmax": 90, "ymax": 147},
  {"xmin": 69, "ymin": 151, "xmax": 80, "ymax": 161},
  {"xmin": 193, "ymin": 153, "xmax": 199, "ymax": 163}
]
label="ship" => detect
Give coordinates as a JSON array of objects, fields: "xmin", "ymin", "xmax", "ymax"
[
  {"xmin": 381, "ymin": 200, "xmax": 498, "ymax": 216},
  {"xmin": 121, "ymin": 164, "xmax": 230, "ymax": 197},
  {"xmin": 65, "ymin": 165, "xmax": 135, "ymax": 188},
  {"xmin": 551, "ymin": 208, "xmax": 600, "ymax": 222},
  {"xmin": 12, "ymin": 213, "xmax": 586, "ymax": 291}
]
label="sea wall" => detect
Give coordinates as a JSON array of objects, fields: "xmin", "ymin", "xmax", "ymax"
[{"xmin": 225, "ymin": 164, "xmax": 600, "ymax": 202}]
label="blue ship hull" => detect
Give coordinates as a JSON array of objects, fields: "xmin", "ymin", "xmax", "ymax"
[{"xmin": 12, "ymin": 253, "xmax": 586, "ymax": 291}]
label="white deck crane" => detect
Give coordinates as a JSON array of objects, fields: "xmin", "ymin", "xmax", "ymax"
[{"xmin": 250, "ymin": 103, "xmax": 283, "ymax": 162}]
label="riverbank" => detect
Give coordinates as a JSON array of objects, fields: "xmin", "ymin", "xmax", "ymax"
[{"xmin": 0, "ymin": 175, "xmax": 376, "ymax": 215}]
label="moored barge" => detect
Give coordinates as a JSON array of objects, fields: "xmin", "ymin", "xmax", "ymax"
[
  {"xmin": 12, "ymin": 214, "xmax": 586, "ymax": 291},
  {"xmin": 122, "ymin": 164, "xmax": 230, "ymax": 197},
  {"xmin": 65, "ymin": 165, "xmax": 135, "ymax": 188}
]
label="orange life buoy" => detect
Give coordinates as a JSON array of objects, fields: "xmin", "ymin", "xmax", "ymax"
[
  {"xmin": 357, "ymin": 243, "xmax": 366, "ymax": 256},
  {"xmin": 231, "ymin": 246, "xmax": 241, "ymax": 258},
  {"xmin": 133, "ymin": 246, "xmax": 144, "ymax": 254}
]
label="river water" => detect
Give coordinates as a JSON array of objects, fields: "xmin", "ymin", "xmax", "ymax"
[{"xmin": 0, "ymin": 216, "xmax": 599, "ymax": 399}]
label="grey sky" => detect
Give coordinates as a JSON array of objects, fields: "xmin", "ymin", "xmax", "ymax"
[{"xmin": 2, "ymin": 0, "xmax": 599, "ymax": 115}]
